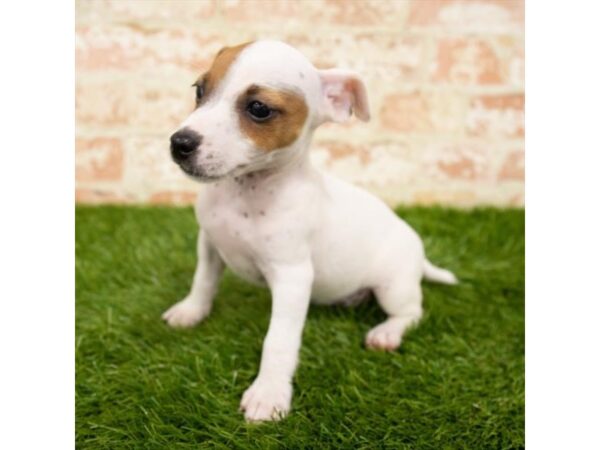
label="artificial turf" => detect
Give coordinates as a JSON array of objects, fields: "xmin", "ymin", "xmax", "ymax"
[{"xmin": 75, "ymin": 206, "xmax": 524, "ymax": 449}]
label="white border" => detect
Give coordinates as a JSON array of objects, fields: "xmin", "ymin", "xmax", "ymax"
[
  {"xmin": 527, "ymin": 1, "xmax": 600, "ymax": 449},
  {"xmin": 0, "ymin": 1, "xmax": 74, "ymax": 448}
]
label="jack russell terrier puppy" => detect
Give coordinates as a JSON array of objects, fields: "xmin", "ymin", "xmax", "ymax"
[{"xmin": 162, "ymin": 40, "xmax": 457, "ymax": 422}]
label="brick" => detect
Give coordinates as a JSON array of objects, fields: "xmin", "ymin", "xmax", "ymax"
[
  {"xmin": 75, "ymin": 77, "xmax": 192, "ymax": 131},
  {"xmin": 150, "ymin": 191, "xmax": 198, "ymax": 205},
  {"xmin": 281, "ymin": 32, "xmax": 426, "ymax": 84},
  {"xmin": 497, "ymin": 35, "xmax": 525, "ymax": 86},
  {"xmin": 76, "ymin": 137, "xmax": 124, "ymax": 182},
  {"xmin": 122, "ymin": 137, "xmax": 200, "ymax": 200},
  {"xmin": 221, "ymin": 0, "xmax": 410, "ymax": 27},
  {"xmin": 76, "ymin": 24, "xmax": 235, "ymax": 73},
  {"xmin": 466, "ymin": 94, "xmax": 524, "ymax": 137},
  {"xmin": 436, "ymin": 154, "xmax": 480, "ymax": 180},
  {"xmin": 408, "ymin": 0, "xmax": 524, "ymax": 32},
  {"xmin": 76, "ymin": 0, "xmax": 216, "ymax": 24},
  {"xmin": 316, "ymin": 0, "xmax": 411, "ymax": 27},
  {"xmin": 311, "ymin": 140, "xmax": 418, "ymax": 188},
  {"xmin": 421, "ymin": 143, "xmax": 492, "ymax": 182},
  {"xmin": 412, "ymin": 189, "xmax": 478, "ymax": 206},
  {"xmin": 498, "ymin": 150, "xmax": 524, "ymax": 181},
  {"xmin": 72, "ymin": 0, "xmax": 525, "ymax": 207},
  {"xmin": 380, "ymin": 90, "xmax": 465, "ymax": 133},
  {"xmin": 318, "ymin": 119, "xmax": 359, "ymax": 134},
  {"xmin": 508, "ymin": 191, "xmax": 524, "ymax": 206},
  {"xmin": 220, "ymin": 0, "xmax": 310, "ymax": 24},
  {"xmin": 316, "ymin": 142, "xmax": 373, "ymax": 166},
  {"xmin": 75, "ymin": 188, "xmax": 131, "ymax": 204},
  {"xmin": 432, "ymin": 38, "xmax": 502, "ymax": 85}
]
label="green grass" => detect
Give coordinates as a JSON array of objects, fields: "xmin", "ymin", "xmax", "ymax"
[{"xmin": 76, "ymin": 206, "xmax": 524, "ymax": 449}]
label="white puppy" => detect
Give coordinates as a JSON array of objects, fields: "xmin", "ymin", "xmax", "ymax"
[{"xmin": 162, "ymin": 40, "xmax": 457, "ymax": 422}]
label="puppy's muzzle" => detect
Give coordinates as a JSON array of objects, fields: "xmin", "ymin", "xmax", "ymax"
[{"xmin": 170, "ymin": 128, "xmax": 202, "ymax": 162}]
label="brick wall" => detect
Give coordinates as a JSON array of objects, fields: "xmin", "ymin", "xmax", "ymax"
[{"xmin": 75, "ymin": 0, "xmax": 524, "ymax": 206}]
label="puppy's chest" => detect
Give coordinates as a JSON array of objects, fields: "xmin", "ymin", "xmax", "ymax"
[{"xmin": 200, "ymin": 202, "xmax": 270, "ymax": 285}]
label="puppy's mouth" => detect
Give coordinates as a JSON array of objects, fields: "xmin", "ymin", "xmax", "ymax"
[
  {"xmin": 175, "ymin": 160, "xmax": 248, "ymax": 183},
  {"xmin": 178, "ymin": 164, "xmax": 224, "ymax": 183}
]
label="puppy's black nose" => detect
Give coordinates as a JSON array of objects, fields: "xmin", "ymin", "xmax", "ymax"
[{"xmin": 170, "ymin": 128, "xmax": 202, "ymax": 160}]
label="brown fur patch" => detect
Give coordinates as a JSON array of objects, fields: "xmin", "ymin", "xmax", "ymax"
[
  {"xmin": 194, "ymin": 42, "xmax": 252, "ymax": 107},
  {"xmin": 237, "ymin": 85, "xmax": 308, "ymax": 152}
]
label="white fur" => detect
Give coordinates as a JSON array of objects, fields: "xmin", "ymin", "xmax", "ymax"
[{"xmin": 163, "ymin": 40, "xmax": 457, "ymax": 422}]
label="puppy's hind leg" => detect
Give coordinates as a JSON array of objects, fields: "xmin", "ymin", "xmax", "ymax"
[{"xmin": 365, "ymin": 275, "xmax": 423, "ymax": 352}]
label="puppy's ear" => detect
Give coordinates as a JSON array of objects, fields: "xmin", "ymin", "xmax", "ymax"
[{"xmin": 318, "ymin": 69, "xmax": 370, "ymax": 123}]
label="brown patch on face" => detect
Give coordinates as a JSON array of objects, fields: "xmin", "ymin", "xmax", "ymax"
[
  {"xmin": 194, "ymin": 42, "xmax": 252, "ymax": 107},
  {"xmin": 236, "ymin": 85, "xmax": 309, "ymax": 152}
]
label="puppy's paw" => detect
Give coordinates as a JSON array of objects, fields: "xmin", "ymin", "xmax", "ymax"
[
  {"xmin": 161, "ymin": 297, "xmax": 209, "ymax": 328},
  {"xmin": 240, "ymin": 377, "xmax": 292, "ymax": 422},
  {"xmin": 365, "ymin": 321, "xmax": 403, "ymax": 351}
]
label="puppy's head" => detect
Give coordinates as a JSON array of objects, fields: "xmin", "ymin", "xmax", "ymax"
[{"xmin": 170, "ymin": 40, "xmax": 370, "ymax": 181}]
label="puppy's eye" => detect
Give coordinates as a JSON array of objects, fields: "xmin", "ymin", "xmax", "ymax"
[
  {"xmin": 246, "ymin": 101, "xmax": 273, "ymax": 122},
  {"xmin": 195, "ymin": 84, "xmax": 204, "ymax": 101}
]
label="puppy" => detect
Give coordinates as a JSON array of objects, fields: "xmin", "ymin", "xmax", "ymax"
[{"xmin": 163, "ymin": 40, "xmax": 457, "ymax": 422}]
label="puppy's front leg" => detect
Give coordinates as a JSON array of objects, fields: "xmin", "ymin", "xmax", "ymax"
[
  {"xmin": 162, "ymin": 230, "xmax": 224, "ymax": 328},
  {"xmin": 241, "ymin": 261, "xmax": 313, "ymax": 422}
]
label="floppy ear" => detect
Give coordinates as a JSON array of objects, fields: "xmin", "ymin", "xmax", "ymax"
[{"xmin": 318, "ymin": 68, "xmax": 370, "ymax": 123}]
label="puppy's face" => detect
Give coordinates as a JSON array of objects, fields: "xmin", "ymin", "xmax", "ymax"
[{"xmin": 170, "ymin": 40, "xmax": 370, "ymax": 181}]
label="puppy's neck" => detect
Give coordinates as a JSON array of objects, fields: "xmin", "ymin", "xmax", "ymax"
[
  {"xmin": 221, "ymin": 137, "xmax": 315, "ymax": 195},
  {"xmin": 229, "ymin": 152, "xmax": 311, "ymax": 192}
]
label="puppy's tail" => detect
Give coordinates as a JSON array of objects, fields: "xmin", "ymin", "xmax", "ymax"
[{"xmin": 423, "ymin": 259, "xmax": 458, "ymax": 285}]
